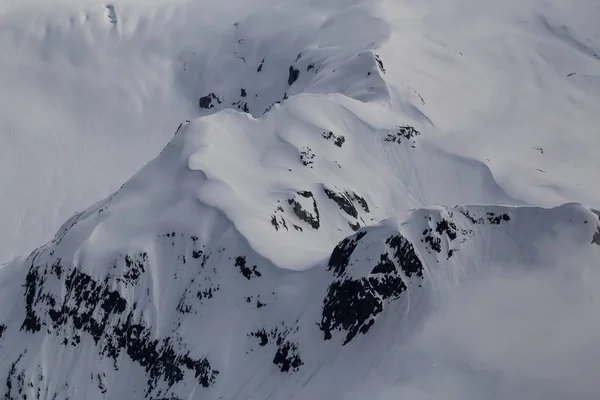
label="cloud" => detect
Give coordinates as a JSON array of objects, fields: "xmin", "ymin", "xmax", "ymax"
[{"xmin": 346, "ymin": 248, "xmax": 600, "ymax": 400}]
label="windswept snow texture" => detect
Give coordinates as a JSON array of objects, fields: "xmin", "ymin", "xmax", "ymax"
[
  {"xmin": 1, "ymin": 0, "xmax": 600, "ymax": 264},
  {"xmin": 1, "ymin": 0, "xmax": 600, "ymax": 399},
  {"xmin": 0, "ymin": 0, "xmax": 391, "ymax": 263},
  {"xmin": 0, "ymin": 164, "xmax": 599, "ymax": 399}
]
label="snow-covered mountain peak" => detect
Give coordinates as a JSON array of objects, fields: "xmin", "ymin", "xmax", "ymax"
[
  {"xmin": 1, "ymin": 0, "xmax": 600, "ymax": 398},
  {"xmin": 180, "ymin": 94, "xmax": 410, "ymax": 269},
  {"xmin": 176, "ymin": 0, "xmax": 392, "ymax": 118},
  {"xmin": 1, "ymin": 187, "xmax": 598, "ymax": 399},
  {"xmin": 95, "ymin": 85, "xmax": 515, "ymax": 271}
]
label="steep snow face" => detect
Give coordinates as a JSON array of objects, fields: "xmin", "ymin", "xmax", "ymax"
[
  {"xmin": 181, "ymin": 95, "xmax": 518, "ymax": 269},
  {"xmin": 0, "ymin": 166, "xmax": 598, "ymax": 399},
  {"xmin": 0, "ymin": 0, "xmax": 390, "ymax": 263},
  {"xmin": 2, "ymin": 0, "xmax": 600, "ymax": 264},
  {"xmin": 378, "ymin": 0, "xmax": 600, "ymax": 208},
  {"xmin": 178, "ymin": 3, "xmax": 391, "ymax": 117},
  {"xmin": 0, "ymin": 92, "xmax": 599, "ymax": 398}
]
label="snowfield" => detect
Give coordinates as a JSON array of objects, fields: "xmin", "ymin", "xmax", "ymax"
[{"xmin": 0, "ymin": 0, "xmax": 599, "ymax": 399}]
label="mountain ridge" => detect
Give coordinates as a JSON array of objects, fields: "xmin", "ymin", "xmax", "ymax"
[
  {"xmin": 1, "ymin": 145, "xmax": 598, "ymax": 397},
  {"xmin": 1, "ymin": 0, "xmax": 600, "ymax": 398}
]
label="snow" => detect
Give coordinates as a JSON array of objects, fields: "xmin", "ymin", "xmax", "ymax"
[
  {"xmin": 181, "ymin": 94, "xmax": 523, "ymax": 269},
  {"xmin": 1, "ymin": 0, "xmax": 599, "ymax": 263},
  {"xmin": 0, "ymin": 0, "xmax": 599, "ymax": 399},
  {"xmin": 378, "ymin": 0, "xmax": 600, "ymax": 207}
]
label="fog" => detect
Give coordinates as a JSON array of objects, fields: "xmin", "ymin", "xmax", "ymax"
[{"xmin": 349, "ymin": 244, "xmax": 600, "ymax": 400}]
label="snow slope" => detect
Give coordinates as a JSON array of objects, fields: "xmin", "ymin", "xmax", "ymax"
[
  {"xmin": 0, "ymin": 111, "xmax": 599, "ymax": 398},
  {"xmin": 1, "ymin": 0, "xmax": 600, "ymax": 399},
  {"xmin": 0, "ymin": 0, "xmax": 392, "ymax": 263},
  {"xmin": 1, "ymin": 119, "xmax": 599, "ymax": 398},
  {"xmin": 378, "ymin": 0, "xmax": 600, "ymax": 206},
  {"xmin": 2, "ymin": 0, "xmax": 600, "ymax": 263}
]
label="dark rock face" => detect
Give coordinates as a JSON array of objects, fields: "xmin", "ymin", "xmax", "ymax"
[
  {"xmin": 422, "ymin": 229, "xmax": 442, "ymax": 253},
  {"xmin": 320, "ymin": 278, "xmax": 383, "ymax": 344},
  {"xmin": 18, "ymin": 247, "xmax": 219, "ymax": 398},
  {"xmin": 383, "ymin": 126, "xmax": 420, "ymax": 145},
  {"xmin": 592, "ymin": 227, "xmax": 600, "ymax": 246},
  {"xmin": 235, "ymin": 256, "xmax": 262, "ymax": 280},
  {"xmin": 435, "ymin": 219, "xmax": 457, "ymax": 241},
  {"xmin": 591, "ymin": 212, "xmax": 600, "ymax": 245},
  {"xmin": 289, "ymin": 191, "xmax": 320, "ymax": 230},
  {"xmin": 322, "ymin": 187, "xmax": 370, "ymax": 222},
  {"xmin": 327, "ymin": 231, "xmax": 367, "ymax": 277},
  {"xmin": 4, "ymin": 352, "xmax": 27, "ymax": 400},
  {"xmin": 199, "ymin": 93, "xmax": 222, "ymax": 109},
  {"xmin": 264, "ymin": 101, "xmax": 281, "ymax": 114},
  {"xmin": 107, "ymin": 316, "xmax": 218, "ymax": 395},
  {"xmin": 271, "ymin": 214, "xmax": 281, "ymax": 230},
  {"xmin": 197, "ymin": 284, "xmax": 220, "ymax": 301},
  {"xmin": 270, "ymin": 210, "xmax": 292, "ymax": 232},
  {"xmin": 351, "ymin": 193, "xmax": 369, "ymax": 213},
  {"xmin": 419, "ymin": 209, "xmax": 512, "ymax": 258},
  {"xmin": 486, "ymin": 212, "xmax": 511, "ymax": 225},
  {"xmin": 249, "ymin": 324, "xmax": 303, "ymax": 373},
  {"xmin": 459, "ymin": 209, "xmax": 511, "ymax": 225},
  {"xmin": 320, "ymin": 232, "xmax": 423, "ymax": 345},
  {"xmin": 234, "ymin": 101, "xmax": 249, "ymax": 113},
  {"xmin": 21, "ymin": 265, "xmax": 43, "ymax": 334},
  {"xmin": 321, "ymin": 131, "xmax": 345, "ymax": 148},
  {"xmin": 385, "ymin": 235, "xmax": 423, "ymax": 278},
  {"xmin": 246, "ymin": 295, "xmax": 266, "ymax": 309},
  {"xmin": 324, "ymin": 188, "xmax": 358, "ymax": 219},
  {"xmin": 374, "ymin": 54, "xmax": 385, "ymax": 73},
  {"xmin": 421, "ymin": 217, "xmax": 457, "ymax": 254},
  {"xmin": 123, "ymin": 253, "xmax": 148, "ymax": 284},
  {"xmin": 420, "ymin": 216, "xmax": 458, "ymax": 255},
  {"xmin": 300, "ymin": 147, "xmax": 315, "ymax": 167},
  {"xmin": 273, "ymin": 341, "xmax": 303, "ymax": 372},
  {"xmin": 288, "ymin": 66, "xmax": 300, "ymax": 85},
  {"xmin": 369, "ymin": 253, "xmax": 407, "ymax": 298},
  {"xmin": 192, "ymin": 250, "xmax": 203, "ymax": 259},
  {"xmin": 177, "ymin": 247, "xmax": 221, "ymax": 314},
  {"xmin": 250, "ymin": 328, "xmax": 270, "ymax": 346}
]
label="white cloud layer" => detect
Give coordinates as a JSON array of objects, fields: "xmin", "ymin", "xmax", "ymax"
[{"xmin": 351, "ymin": 251, "xmax": 600, "ymax": 400}]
